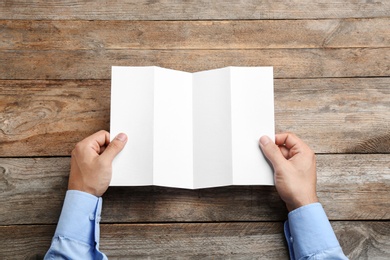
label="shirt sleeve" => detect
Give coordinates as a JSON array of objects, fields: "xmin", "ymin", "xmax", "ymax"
[
  {"xmin": 284, "ymin": 203, "xmax": 348, "ymax": 260},
  {"xmin": 44, "ymin": 190, "xmax": 107, "ymax": 260}
]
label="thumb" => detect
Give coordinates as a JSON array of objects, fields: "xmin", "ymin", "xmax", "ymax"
[
  {"xmin": 102, "ymin": 133, "xmax": 128, "ymax": 162},
  {"xmin": 259, "ymin": 136, "xmax": 286, "ymax": 169}
]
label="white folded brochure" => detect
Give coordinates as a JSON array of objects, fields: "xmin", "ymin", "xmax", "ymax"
[{"xmin": 110, "ymin": 66, "xmax": 275, "ymax": 189}]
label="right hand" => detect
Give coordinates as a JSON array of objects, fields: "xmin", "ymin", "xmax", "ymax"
[{"xmin": 259, "ymin": 133, "xmax": 318, "ymax": 211}]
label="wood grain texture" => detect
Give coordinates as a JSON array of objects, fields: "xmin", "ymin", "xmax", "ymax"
[
  {"xmin": 0, "ymin": 0, "xmax": 389, "ymax": 20},
  {"xmin": 102, "ymin": 222, "xmax": 390, "ymax": 259},
  {"xmin": 101, "ymin": 223, "xmax": 287, "ymax": 258},
  {"xmin": 317, "ymin": 155, "xmax": 390, "ymax": 220},
  {"xmin": 1, "ymin": 19, "xmax": 389, "ymax": 50},
  {"xmin": 0, "ymin": 80, "xmax": 110, "ymax": 156},
  {"xmin": 275, "ymin": 78, "xmax": 390, "ymax": 154},
  {"xmin": 1, "ymin": 222, "xmax": 389, "ymax": 259},
  {"xmin": 1, "ymin": 48, "xmax": 389, "ymax": 80},
  {"xmin": 0, "ymin": 225, "xmax": 54, "ymax": 260},
  {"xmin": 336, "ymin": 222, "xmax": 390, "ymax": 259},
  {"xmin": 0, "ymin": 155, "xmax": 388, "ymax": 225},
  {"xmin": 1, "ymin": 0, "xmax": 389, "ymax": 258},
  {"xmin": 1, "ymin": 78, "xmax": 388, "ymax": 156}
]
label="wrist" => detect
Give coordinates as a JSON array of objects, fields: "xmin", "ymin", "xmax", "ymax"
[
  {"xmin": 286, "ymin": 195, "xmax": 319, "ymax": 212},
  {"xmin": 68, "ymin": 182, "xmax": 100, "ymax": 197}
]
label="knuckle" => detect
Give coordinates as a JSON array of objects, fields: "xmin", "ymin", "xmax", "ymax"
[
  {"xmin": 74, "ymin": 142, "xmax": 83, "ymax": 152},
  {"xmin": 71, "ymin": 148, "xmax": 77, "ymax": 158},
  {"xmin": 284, "ymin": 131, "xmax": 293, "ymax": 136},
  {"xmin": 72, "ymin": 141, "xmax": 86, "ymax": 157},
  {"xmin": 98, "ymin": 129, "xmax": 109, "ymax": 136},
  {"xmin": 71, "ymin": 144, "xmax": 80, "ymax": 156}
]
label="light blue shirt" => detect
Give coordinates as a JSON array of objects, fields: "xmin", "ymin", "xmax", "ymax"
[
  {"xmin": 45, "ymin": 191, "xmax": 347, "ymax": 259},
  {"xmin": 44, "ymin": 190, "xmax": 107, "ymax": 260},
  {"xmin": 285, "ymin": 203, "xmax": 348, "ymax": 259}
]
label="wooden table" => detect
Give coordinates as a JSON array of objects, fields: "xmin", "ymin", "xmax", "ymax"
[{"xmin": 1, "ymin": 1, "xmax": 389, "ymax": 259}]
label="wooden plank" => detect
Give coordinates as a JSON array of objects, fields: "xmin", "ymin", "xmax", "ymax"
[
  {"xmin": 336, "ymin": 221, "xmax": 390, "ymax": 259},
  {"xmin": 101, "ymin": 223, "xmax": 287, "ymax": 258},
  {"xmin": 0, "ymin": 154, "xmax": 388, "ymax": 225},
  {"xmin": 275, "ymin": 78, "xmax": 390, "ymax": 154},
  {"xmin": 1, "ymin": 48, "xmax": 389, "ymax": 80},
  {"xmin": 102, "ymin": 222, "xmax": 390, "ymax": 259},
  {"xmin": 0, "ymin": 225, "xmax": 55, "ymax": 260},
  {"xmin": 1, "ymin": 78, "xmax": 388, "ymax": 156},
  {"xmin": 0, "ymin": 0, "xmax": 389, "ymax": 20},
  {"xmin": 0, "ymin": 80, "xmax": 109, "ymax": 156},
  {"xmin": 317, "ymin": 155, "xmax": 390, "ymax": 220},
  {"xmin": 1, "ymin": 222, "xmax": 389, "ymax": 259},
  {"xmin": 1, "ymin": 19, "xmax": 389, "ymax": 50}
]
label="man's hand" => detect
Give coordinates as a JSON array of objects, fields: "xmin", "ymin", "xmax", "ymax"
[
  {"xmin": 68, "ymin": 130, "xmax": 127, "ymax": 197},
  {"xmin": 259, "ymin": 133, "xmax": 318, "ymax": 211}
]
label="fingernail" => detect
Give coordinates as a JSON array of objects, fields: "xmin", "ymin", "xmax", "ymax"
[
  {"xmin": 259, "ymin": 136, "xmax": 270, "ymax": 146},
  {"xmin": 115, "ymin": 133, "xmax": 127, "ymax": 142}
]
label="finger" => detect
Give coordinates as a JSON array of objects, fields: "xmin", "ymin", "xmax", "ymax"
[
  {"xmin": 275, "ymin": 133, "xmax": 303, "ymax": 150},
  {"xmin": 84, "ymin": 130, "xmax": 110, "ymax": 147},
  {"xmin": 99, "ymin": 145, "xmax": 107, "ymax": 155},
  {"xmin": 72, "ymin": 130, "xmax": 110, "ymax": 158},
  {"xmin": 101, "ymin": 133, "xmax": 128, "ymax": 162},
  {"xmin": 279, "ymin": 145, "xmax": 290, "ymax": 159},
  {"xmin": 259, "ymin": 135, "xmax": 287, "ymax": 168}
]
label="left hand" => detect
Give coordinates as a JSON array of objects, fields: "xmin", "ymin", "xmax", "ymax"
[{"xmin": 68, "ymin": 130, "xmax": 127, "ymax": 197}]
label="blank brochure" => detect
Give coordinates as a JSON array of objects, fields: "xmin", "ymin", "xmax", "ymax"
[{"xmin": 110, "ymin": 66, "xmax": 275, "ymax": 189}]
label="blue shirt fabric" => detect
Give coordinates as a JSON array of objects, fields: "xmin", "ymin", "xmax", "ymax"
[
  {"xmin": 44, "ymin": 190, "xmax": 107, "ymax": 260},
  {"xmin": 285, "ymin": 203, "xmax": 348, "ymax": 259},
  {"xmin": 45, "ymin": 191, "xmax": 347, "ymax": 259}
]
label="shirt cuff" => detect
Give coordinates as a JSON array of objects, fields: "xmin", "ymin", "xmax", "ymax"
[
  {"xmin": 284, "ymin": 203, "xmax": 341, "ymax": 260},
  {"xmin": 54, "ymin": 190, "xmax": 103, "ymax": 247}
]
